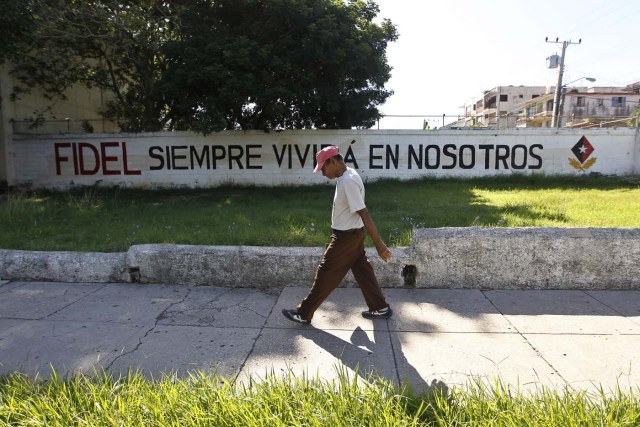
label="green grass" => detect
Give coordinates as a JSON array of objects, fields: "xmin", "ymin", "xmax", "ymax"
[
  {"xmin": 1, "ymin": 369, "xmax": 639, "ymax": 426},
  {"xmin": 1, "ymin": 175, "xmax": 639, "ymax": 252},
  {"xmin": 2, "ymin": 176, "xmax": 640, "ymax": 424}
]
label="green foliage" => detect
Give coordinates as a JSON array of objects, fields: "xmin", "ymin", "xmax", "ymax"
[
  {"xmin": 0, "ymin": 0, "xmax": 36, "ymax": 63},
  {"xmin": 4, "ymin": 0, "xmax": 397, "ymax": 133},
  {"xmin": 161, "ymin": 0, "xmax": 398, "ymax": 132},
  {"xmin": 4, "ymin": 0, "xmax": 177, "ymax": 132},
  {"xmin": 1, "ymin": 369, "xmax": 639, "ymax": 426}
]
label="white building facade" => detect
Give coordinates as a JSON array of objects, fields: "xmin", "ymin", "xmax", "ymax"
[
  {"xmin": 518, "ymin": 83, "xmax": 640, "ymax": 128},
  {"xmin": 456, "ymin": 83, "xmax": 640, "ymax": 129},
  {"xmin": 460, "ymin": 86, "xmax": 549, "ymax": 128}
]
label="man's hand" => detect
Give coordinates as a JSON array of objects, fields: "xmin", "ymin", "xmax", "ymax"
[
  {"xmin": 357, "ymin": 208, "xmax": 392, "ymax": 262},
  {"xmin": 376, "ymin": 243, "xmax": 392, "ymax": 262}
]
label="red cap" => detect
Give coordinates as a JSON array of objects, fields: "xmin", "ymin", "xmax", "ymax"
[{"xmin": 313, "ymin": 146, "xmax": 340, "ymax": 173}]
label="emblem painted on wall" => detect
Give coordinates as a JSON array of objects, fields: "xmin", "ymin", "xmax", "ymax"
[{"xmin": 568, "ymin": 136, "xmax": 597, "ymax": 172}]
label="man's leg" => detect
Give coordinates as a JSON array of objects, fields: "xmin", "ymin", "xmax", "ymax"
[
  {"xmin": 296, "ymin": 231, "xmax": 360, "ymax": 320},
  {"xmin": 350, "ymin": 233, "xmax": 389, "ymax": 311}
]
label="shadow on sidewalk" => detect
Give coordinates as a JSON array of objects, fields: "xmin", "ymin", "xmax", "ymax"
[{"xmin": 306, "ymin": 321, "xmax": 448, "ymax": 395}]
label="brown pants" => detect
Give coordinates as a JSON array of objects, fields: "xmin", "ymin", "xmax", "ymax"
[{"xmin": 297, "ymin": 228, "xmax": 389, "ymax": 321}]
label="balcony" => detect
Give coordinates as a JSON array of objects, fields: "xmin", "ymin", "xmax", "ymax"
[{"xmin": 516, "ymin": 110, "xmax": 553, "ymax": 127}]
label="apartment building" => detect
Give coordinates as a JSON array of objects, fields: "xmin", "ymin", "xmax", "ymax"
[
  {"xmin": 455, "ymin": 82, "xmax": 640, "ymax": 129},
  {"xmin": 459, "ymin": 86, "xmax": 549, "ymax": 128},
  {"xmin": 517, "ymin": 82, "xmax": 640, "ymax": 128}
]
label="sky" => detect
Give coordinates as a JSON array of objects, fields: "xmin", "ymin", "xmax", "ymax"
[{"xmin": 372, "ymin": 0, "xmax": 640, "ymax": 129}]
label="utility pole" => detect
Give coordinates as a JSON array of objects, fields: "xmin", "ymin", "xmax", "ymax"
[{"xmin": 546, "ymin": 37, "xmax": 582, "ymax": 128}]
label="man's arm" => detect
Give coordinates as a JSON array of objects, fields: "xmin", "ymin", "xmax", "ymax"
[{"xmin": 356, "ymin": 208, "xmax": 392, "ymax": 262}]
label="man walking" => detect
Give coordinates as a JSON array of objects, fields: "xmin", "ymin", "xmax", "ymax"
[{"xmin": 282, "ymin": 145, "xmax": 392, "ymax": 324}]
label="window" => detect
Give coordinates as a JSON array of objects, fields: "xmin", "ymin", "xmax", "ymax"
[
  {"xmin": 597, "ymin": 98, "xmax": 604, "ymax": 107},
  {"xmin": 612, "ymin": 96, "xmax": 626, "ymax": 107},
  {"xmin": 546, "ymin": 100, "xmax": 554, "ymax": 111},
  {"xmin": 500, "ymin": 94, "xmax": 508, "ymax": 102},
  {"xmin": 576, "ymin": 97, "xmax": 585, "ymax": 107}
]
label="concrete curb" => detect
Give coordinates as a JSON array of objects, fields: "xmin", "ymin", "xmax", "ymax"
[
  {"xmin": 0, "ymin": 249, "xmax": 128, "ymax": 283},
  {"xmin": 1, "ymin": 227, "xmax": 639, "ymax": 289},
  {"xmin": 126, "ymin": 244, "xmax": 327, "ymax": 287},
  {"xmin": 124, "ymin": 244, "xmax": 413, "ymax": 288},
  {"xmin": 412, "ymin": 227, "xmax": 640, "ymax": 289}
]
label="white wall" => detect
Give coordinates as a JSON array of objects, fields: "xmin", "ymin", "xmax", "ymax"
[{"xmin": 9, "ymin": 128, "xmax": 640, "ymax": 189}]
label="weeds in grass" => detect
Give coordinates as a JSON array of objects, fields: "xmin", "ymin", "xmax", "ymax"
[
  {"xmin": 1, "ymin": 368, "xmax": 639, "ymax": 426},
  {"xmin": 1, "ymin": 175, "xmax": 639, "ymax": 251}
]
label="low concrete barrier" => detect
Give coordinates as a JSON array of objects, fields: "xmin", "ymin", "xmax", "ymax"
[
  {"xmin": 126, "ymin": 244, "xmax": 326, "ymax": 288},
  {"xmin": 411, "ymin": 227, "xmax": 640, "ymax": 289},
  {"xmin": 1, "ymin": 227, "xmax": 639, "ymax": 289},
  {"xmin": 0, "ymin": 249, "xmax": 128, "ymax": 283}
]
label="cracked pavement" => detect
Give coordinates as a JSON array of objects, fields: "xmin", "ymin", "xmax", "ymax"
[{"xmin": 1, "ymin": 280, "xmax": 640, "ymax": 393}]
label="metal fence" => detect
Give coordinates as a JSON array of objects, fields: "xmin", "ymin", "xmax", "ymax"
[
  {"xmin": 11, "ymin": 118, "xmax": 119, "ymax": 134},
  {"xmin": 10, "ymin": 114, "xmax": 638, "ymax": 134}
]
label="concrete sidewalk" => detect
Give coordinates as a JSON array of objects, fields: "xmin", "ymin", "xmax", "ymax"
[{"xmin": 1, "ymin": 280, "xmax": 639, "ymax": 394}]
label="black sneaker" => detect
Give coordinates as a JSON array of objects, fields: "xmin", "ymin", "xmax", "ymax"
[
  {"xmin": 282, "ymin": 309, "xmax": 310, "ymax": 324},
  {"xmin": 362, "ymin": 306, "xmax": 392, "ymax": 319}
]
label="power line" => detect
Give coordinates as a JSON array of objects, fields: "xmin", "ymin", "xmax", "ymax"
[
  {"xmin": 545, "ymin": 37, "xmax": 584, "ymax": 127},
  {"xmin": 561, "ymin": 1, "xmax": 640, "ymax": 74},
  {"xmin": 563, "ymin": 0, "xmax": 639, "ymax": 35}
]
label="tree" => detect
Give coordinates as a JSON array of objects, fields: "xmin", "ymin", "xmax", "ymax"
[
  {"xmin": 162, "ymin": 0, "xmax": 398, "ymax": 132},
  {"xmin": 4, "ymin": 0, "xmax": 397, "ymax": 133},
  {"xmin": 3, "ymin": 0, "xmax": 178, "ymax": 132},
  {"xmin": 0, "ymin": 0, "xmax": 37, "ymax": 63}
]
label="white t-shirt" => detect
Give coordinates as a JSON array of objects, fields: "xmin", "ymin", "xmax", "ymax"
[{"xmin": 331, "ymin": 167, "xmax": 366, "ymax": 230}]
